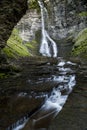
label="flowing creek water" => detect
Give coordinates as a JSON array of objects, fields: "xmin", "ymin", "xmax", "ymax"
[
  {"xmin": 6, "ymin": 59, "xmax": 77, "ymax": 130},
  {"xmin": 1, "ymin": 56, "xmax": 86, "ymax": 130}
]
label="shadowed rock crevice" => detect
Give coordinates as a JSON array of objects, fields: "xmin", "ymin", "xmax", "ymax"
[{"xmin": 0, "ymin": 0, "xmax": 28, "ymax": 50}]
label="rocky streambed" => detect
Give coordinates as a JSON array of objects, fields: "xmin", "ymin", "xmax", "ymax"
[
  {"xmin": 0, "ymin": 57, "xmax": 59, "ymax": 130},
  {"xmin": 49, "ymin": 62, "xmax": 87, "ymax": 130},
  {"xmin": 0, "ymin": 56, "xmax": 87, "ymax": 130}
]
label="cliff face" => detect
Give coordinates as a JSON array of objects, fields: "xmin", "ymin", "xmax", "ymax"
[
  {"xmin": 17, "ymin": 10, "xmax": 41, "ymax": 42},
  {"xmin": 0, "ymin": 0, "xmax": 86, "ymax": 58},
  {"xmin": 0, "ymin": 0, "xmax": 28, "ymax": 50},
  {"xmin": 47, "ymin": 0, "xmax": 87, "ymax": 40},
  {"xmin": 17, "ymin": 0, "xmax": 87, "ymax": 42}
]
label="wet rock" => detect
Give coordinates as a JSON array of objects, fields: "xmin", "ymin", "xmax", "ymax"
[
  {"xmin": 0, "ymin": 57, "xmax": 59, "ymax": 130},
  {"xmin": 47, "ymin": 0, "xmax": 87, "ymax": 40},
  {"xmin": 17, "ymin": 10, "xmax": 41, "ymax": 42},
  {"xmin": 0, "ymin": 94, "xmax": 45, "ymax": 130}
]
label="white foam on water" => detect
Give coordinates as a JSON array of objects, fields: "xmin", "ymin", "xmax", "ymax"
[
  {"xmin": 39, "ymin": 59, "xmax": 76, "ymax": 114},
  {"xmin": 41, "ymin": 76, "xmax": 75, "ymax": 113},
  {"xmin": 13, "ymin": 122, "xmax": 26, "ymax": 130},
  {"xmin": 18, "ymin": 92, "xmax": 27, "ymax": 97},
  {"xmin": 58, "ymin": 61, "xmax": 65, "ymax": 67},
  {"xmin": 59, "ymin": 67, "xmax": 72, "ymax": 72},
  {"xmin": 67, "ymin": 61, "xmax": 76, "ymax": 65},
  {"xmin": 7, "ymin": 118, "xmax": 28, "ymax": 130},
  {"xmin": 68, "ymin": 75, "xmax": 76, "ymax": 93},
  {"xmin": 53, "ymin": 75, "xmax": 65, "ymax": 82},
  {"xmin": 44, "ymin": 89, "xmax": 68, "ymax": 111}
]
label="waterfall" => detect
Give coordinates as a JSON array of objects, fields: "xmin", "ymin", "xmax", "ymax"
[
  {"xmin": 38, "ymin": 0, "xmax": 58, "ymax": 57},
  {"xmin": 20, "ymin": 23, "xmax": 25, "ymax": 41}
]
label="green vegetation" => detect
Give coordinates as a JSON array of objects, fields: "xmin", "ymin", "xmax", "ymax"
[
  {"xmin": 3, "ymin": 28, "xmax": 40, "ymax": 58},
  {"xmin": 79, "ymin": 11, "xmax": 87, "ymax": 17},
  {"xmin": 72, "ymin": 28, "xmax": 87, "ymax": 58},
  {"xmin": 0, "ymin": 73, "xmax": 8, "ymax": 79},
  {"xmin": 3, "ymin": 28, "xmax": 30, "ymax": 58},
  {"xmin": 25, "ymin": 40, "xmax": 39, "ymax": 55},
  {"xmin": 28, "ymin": 0, "xmax": 40, "ymax": 12}
]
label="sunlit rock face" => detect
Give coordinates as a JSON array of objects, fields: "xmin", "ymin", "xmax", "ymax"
[
  {"xmin": 17, "ymin": 10, "xmax": 41, "ymax": 42},
  {"xmin": 47, "ymin": 0, "xmax": 87, "ymax": 39},
  {"xmin": 17, "ymin": 0, "xmax": 87, "ymax": 43},
  {"xmin": 8, "ymin": 0, "xmax": 87, "ymax": 47},
  {"xmin": 0, "ymin": 0, "xmax": 27, "ymax": 49}
]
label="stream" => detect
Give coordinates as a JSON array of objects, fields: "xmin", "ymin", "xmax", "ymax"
[
  {"xmin": 5, "ymin": 57, "xmax": 87, "ymax": 130},
  {"xmin": 6, "ymin": 58, "xmax": 76, "ymax": 130}
]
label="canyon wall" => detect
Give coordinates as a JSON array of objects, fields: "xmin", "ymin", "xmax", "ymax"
[
  {"xmin": 0, "ymin": 0, "xmax": 28, "ymax": 50},
  {"xmin": 47, "ymin": 0, "xmax": 87, "ymax": 40}
]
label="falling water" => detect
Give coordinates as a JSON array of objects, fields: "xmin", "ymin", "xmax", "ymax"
[
  {"xmin": 38, "ymin": 0, "xmax": 58, "ymax": 57},
  {"xmin": 19, "ymin": 23, "xmax": 26, "ymax": 41}
]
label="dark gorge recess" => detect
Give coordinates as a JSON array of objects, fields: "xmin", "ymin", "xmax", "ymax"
[{"xmin": 0, "ymin": 0, "xmax": 27, "ymax": 49}]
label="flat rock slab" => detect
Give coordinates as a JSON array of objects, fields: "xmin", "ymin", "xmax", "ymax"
[{"xmin": 0, "ymin": 93, "xmax": 45, "ymax": 130}]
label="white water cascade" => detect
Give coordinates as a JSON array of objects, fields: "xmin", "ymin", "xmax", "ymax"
[
  {"xmin": 38, "ymin": 0, "xmax": 58, "ymax": 57},
  {"xmin": 7, "ymin": 59, "xmax": 76, "ymax": 130}
]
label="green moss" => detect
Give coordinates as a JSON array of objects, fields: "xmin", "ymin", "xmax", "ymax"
[
  {"xmin": 3, "ymin": 27, "xmax": 40, "ymax": 58},
  {"xmin": 25, "ymin": 42, "xmax": 35, "ymax": 49},
  {"xmin": 25, "ymin": 40, "xmax": 39, "ymax": 55},
  {"xmin": 3, "ymin": 28, "xmax": 30, "ymax": 58},
  {"xmin": 0, "ymin": 73, "xmax": 8, "ymax": 79},
  {"xmin": 72, "ymin": 28, "xmax": 87, "ymax": 58},
  {"xmin": 79, "ymin": 11, "xmax": 87, "ymax": 17},
  {"xmin": 28, "ymin": 0, "xmax": 40, "ymax": 12}
]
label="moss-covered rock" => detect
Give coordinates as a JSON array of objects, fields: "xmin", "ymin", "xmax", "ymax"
[
  {"xmin": 2, "ymin": 28, "xmax": 40, "ymax": 58},
  {"xmin": 3, "ymin": 28, "xmax": 30, "ymax": 58},
  {"xmin": 79, "ymin": 11, "xmax": 87, "ymax": 17},
  {"xmin": 25, "ymin": 40, "xmax": 39, "ymax": 56},
  {"xmin": 72, "ymin": 28, "xmax": 87, "ymax": 58}
]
